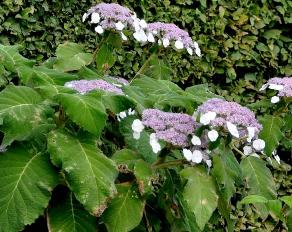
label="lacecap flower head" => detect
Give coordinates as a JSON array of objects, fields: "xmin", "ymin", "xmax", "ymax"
[
  {"xmin": 197, "ymin": 98, "xmax": 262, "ymax": 142},
  {"xmin": 64, "ymin": 79, "xmax": 124, "ymax": 95},
  {"xmin": 260, "ymin": 77, "xmax": 292, "ymax": 103},
  {"xmin": 83, "ymin": 3, "xmax": 147, "ymax": 41},
  {"xmin": 146, "ymin": 22, "xmax": 201, "ymax": 56}
]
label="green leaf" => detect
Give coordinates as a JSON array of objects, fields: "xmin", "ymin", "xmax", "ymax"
[
  {"xmin": 102, "ymin": 183, "xmax": 145, "ymax": 232},
  {"xmin": 96, "ymin": 43, "xmax": 116, "ymax": 72},
  {"xmin": 48, "ymin": 191, "xmax": 97, "ymax": 232},
  {"xmin": 240, "ymin": 156, "xmax": 277, "ymax": 217},
  {"xmin": 259, "ymin": 115, "xmax": 284, "ymax": 155},
  {"xmin": 47, "ymin": 130, "xmax": 118, "ymax": 216},
  {"xmin": 0, "ymin": 44, "xmax": 34, "ymax": 73},
  {"xmin": 102, "ymin": 94, "xmax": 135, "ymax": 114},
  {"xmin": 263, "ymin": 29, "xmax": 282, "ymax": 40},
  {"xmin": 54, "ymin": 42, "xmax": 93, "ymax": 72},
  {"xmin": 134, "ymin": 160, "xmax": 154, "ymax": 196},
  {"xmin": 145, "ymin": 55, "xmax": 173, "ymax": 80},
  {"xmin": 185, "ymin": 84, "xmax": 221, "ymax": 104},
  {"xmin": 112, "ymin": 149, "xmax": 142, "ymax": 172},
  {"xmin": 0, "ymin": 85, "xmax": 54, "ymax": 146},
  {"xmin": 0, "ymin": 145, "xmax": 58, "ymax": 232},
  {"xmin": 240, "ymin": 195, "xmax": 268, "ymax": 204},
  {"xmin": 267, "ymin": 200, "xmax": 283, "ymax": 220},
  {"xmin": 58, "ymin": 93, "xmax": 107, "ymax": 137},
  {"xmin": 280, "ymin": 196, "xmax": 292, "ymax": 208},
  {"xmin": 181, "ymin": 166, "xmax": 218, "ymax": 230}
]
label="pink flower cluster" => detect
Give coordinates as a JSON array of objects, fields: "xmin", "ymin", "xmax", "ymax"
[
  {"xmin": 142, "ymin": 109, "xmax": 197, "ymax": 146},
  {"xmin": 64, "ymin": 79, "xmax": 124, "ymax": 95}
]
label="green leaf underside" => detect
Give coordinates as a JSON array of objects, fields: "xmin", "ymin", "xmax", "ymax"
[
  {"xmin": 0, "ymin": 85, "xmax": 54, "ymax": 146},
  {"xmin": 102, "ymin": 183, "xmax": 145, "ymax": 232},
  {"xmin": 47, "ymin": 130, "xmax": 118, "ymax": 216},
  {"xmin": 0, "ymin": 146, "xmax": 58, "ymax": 232},
  {"xmin": 58, "ymin": 93, "xmax": 107, "ymax": 137},
  {"xmin": 48, "ymin": 191, "xmax": 97, "ymax": 232},
  {"xmin": 240, "ymin": 156, "xmax": 277, "ymax": 217},
  {"xmin": 181, "ymin": 166, "xmax": 218, "ymax": 230},
  {"xmin": 259, "ymin": 115, "xmax": 284, "ymax": 155}
]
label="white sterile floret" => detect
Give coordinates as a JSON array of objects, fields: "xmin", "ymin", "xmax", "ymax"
[
  {"xmin": 187, "ymin": 47, "xmax": 193, "ymax": 55},
  {"xmin": 133, "ymin": 30, "xmax": 147, "ymax": 42},
  {"xmin": 91, "ymin": 13, "xmax": 100, "ymax": 24},
  {"xmin": 193, "ymin": 41, "xmax": 201, "ymax": 56},
  {"xmin": 147, "ymin": 33, "xmax": 155, "ymax": 42},
  {"xmin": 208, "ymin": 130, "xmax": 219, "ymax": 142},
  {"xmin": 95, "ymin": 26, "xmax": 104, "ymax": 34},
  {"xmin": 274, "ymin": 155, "xmax": 280, "ymax": 164},
  {"xmin": 200, "ymin": 111, "xmax": 216, "ymax": 125},
  {"xmin": 128, "ymin": 108, "xmax": 135, "ymax": 115},
  {"xmin": 247, "ymin": 127, "xmax": 255, "ymax": 142},
  {"xmin": 132, "ymin": 119, "xmax": 144, "ymax": 133},
  {"xmin": 191, "ymin": 150, "xmax": 203, "ymax": 163},
  {"xmin": 174, "ymin": 40, "xmax": 184, "ymax": 49},
  {"xmin": 162, "ymin": 38, "xmax": 170, "ymax": 47},
  {"xmin": 133, "ymin": 131, "xmax": 141, "ymax": 140},
  {"xmin": 115, "ymin": 21, "xmax": 125, "ymax": 31},
  {"xmin": 259, "ymin": 83, "xmax": 268, "ymax": 91},
  {"xmin": 268, "ymin": 84, "xmax": 284, "ymax": 91},
  {"xmin": 191, "ymin": 135, "xmax": 201, "ymax": 146},
  {"xmin": 252, "ymin": 139, "xmax": 265, "ymax": 151},
  {"xmin": 149, "ymin": 133, "xmax": 161, "ymax": 154},
  {"xmin": 226, "ymin": 121, "xmax": 239, "ymax": 138},
  {"xmin": 121, "ymin": 32, "xmax": 128, "ymax": 41},
  {"xmin": 243, "ymin": 146, "xmax": 253, "ymax": 155},
  {"xmin": 183, "ymin": 149, "xmax": 192, "ymax": 161},
  {"xmin": 65, "ymin": 83, "xmax": 73, "ymax": 88},
  {"xmin": 119, "ymin": 111, "xmax": 127, "ymax": 119},
  {"xmin": 139, "ymin": 19, "xmax": 147, "ymax": 28},
  {"xmin": 206, "ymin": 159, "xmax": 212, "ymax": 168},
  {"xmin": 82, "ymin": 13, "xmax": 88, "ymax": 22},
  {"xmin": 271, "ymin": 96, "xmax": 280, "ymax": 104}
]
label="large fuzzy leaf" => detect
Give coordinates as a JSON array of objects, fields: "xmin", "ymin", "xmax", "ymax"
[
  {"xmin": 47, "ymin": 130, "xmax": 118, "ymax": 216},
  {"xmin": 0, "ymin": 85, "xmax": 54, "ymax": 146},
  {"xmin": 54, "ymin": 42, "xmax": 93, "ymax": 72},
  {"xmin": 58, "ymin": 93, "xmax": 107, "ymax": 137},
  {"xmin": 185, "ymin": 84, "xmax": 222, "ymax": 104},
  {"xmin": 95, "ymin": 43, "xmax": 116, "ymax": 72},
  {"xmin": 102, "ymin": 183, "xmax": 145, "ymax": 232},
  {"xmin": 259, "ymin": 115, "xmax": 284, "ymax": 155},
  {"xmin": 181, "ymin": 166, "xmax": 218, "ymax": 230},
  {"xmin": 240, "ymin": 156, "xmax": 277, "ymax": 217},
  {"xmin": 48, "ymin": 191, "xmax": 97, "ymax": 232},
  {"xmin": 0, "ymin": 146, "xmax": 58, "ymax": 232}
]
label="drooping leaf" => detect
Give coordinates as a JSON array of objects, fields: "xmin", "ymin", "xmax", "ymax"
[
  {"xmin": 181, "ymin": 166, "xmax": 218, "ymax": 230},
  {"xmin": 54, "ymin": 42, "xmax": 93, "ymax": 72},
  {"xmin": 102, "ymin": 94, "xmax": 135, "ymax": 114},
  {"xmin": 134, "ymin": 160, "xmax": 154, "ymax": 196},
  {"xmin": 185, "ymin": 84, "xmax": 222, "ymax": 104},
  {"xmin": 259, "ymin": 115, "xmax": 284, "ymax": 155},
  {"xmin": 47, "ymin": 130, "xmax": 118, "ymax": 216},
  {"xmin": 102, "ymin": 183, "xmax": 145, "ymax": 232},
  {"xmin": 240, "ymin": 195, "xmax": 268, "ymax": 204},
  {"xmin": 240, "ymin": 156, "xmax": 277, "ymax": 217},
  {"xmin": 48, "ymin": 191, "xmax": 97, "ymax": 232},
  {"xmin": 58, "ymin": 93, "xmax": 107, "ymax": 137},
  {"xmin": 95, "ymin": 43, "xmax": 116, "ymax": 72},
  {"xmin": 0, "ymin": 85, "xmax": 54, "ymax": 146},
  {"xmin": 0, "ymin": 145, "xmax": 58, "ymax": 232},
  {"xmin": 280, "ymin": 196, "xmax": 292, "ymax": 208},
  {"xmin": 112, "ymin": 149, "xmax": 142, "ymax": 172}
]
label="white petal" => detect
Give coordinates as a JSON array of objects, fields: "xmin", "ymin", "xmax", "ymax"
[
  {"xmin": 162, "ymin": 38, "xmax": 170, "ymax": 47},
  {"xmin": 268, "ymin": 84, "xmax": 284, "ymax": 91},
  {"xmin": 121, "ymin": 32, "xmax": 128, "ymax": 41},
  {"xmin": 128, "ymin": 108, "xmax": 135, "ymax": 115},
  {"xmin": 193, "ymin": 41, "xmax": 201, "ymax": 56},
  {"xmin": 252, "ymin": 139, "xmax": 265, "ymax": 151},
  {"xmin": 183, "ymin": 149, "xmax": 192, "ymax": 161},
  {"xmin": 150, "ymin": 133, "xmax": 157, "ymax": 142},
  {"xmin": 274, "ymin": 155, "xmax": 280, "ymax": 164},
  {"xmin": 226, "ymin": 121, "xmax": 239, "ymax": 138},
  {"xmin": 133, "ymin": 31, "xmax": 142, "ymax": 41},
  {"xmin": 147, "ymin": 33, "xmax": 155, "ymax": 42},
  {"xmin": 259, "ymin": 83, "xmax": 268, "ymax": 91},
  {"xmin": 206, "ymin": 159, "xmax": 212, "ymax": 168},
  {"xmin": 139, "ymin": 19, "xmax": 147, "ymax": 28},
  {"xmin": 243, "ymin": 146, "xmax": 252, "ymax": 155},
  {"xmin": 91, "ymin": 13, "xmax": 100, "ymax": 24},
  {"xmin": 133, "ymin": 131, "xmax": 140, "ymax": 140},
  {"xmin": 132, "ymin": 119, "xmax": 144, "ymax": 133},
  {"xmin": 95, "ymin": 26, "xmax": 104, "ymax": 34},
  {"xmin": 140, "ymin": 31, "xmax": 148, "ymax": 42},
  {"xmin": 82, "ymin": 13, "xmax": 88, "ymax": 22},
  {"xmin": 158, "ymin": 39, "xmax": 162, "ymax": 45},
  {"xmin": 191, "ymin": 150, "xmax": 203, "ymax": 163},
  {"xmin": 191, "ymin": 135, "xmax": 201, "ymax": 146},
  {"xmin": 187, "ymin": 47, "xmax": 193, "ymax": 55},
  {"xmin": 208, "ymin": 130, "xmax": 219, "ymax": 142},
  {"xmin": 174, "ymin": 40, "xmax": 184, "ymax": 49},
  {"xmin": 152, "ymin": 30, "xmax": 158, "ymax": 35},
  {"xmin": 119, "ymin": 111, "xmax": 127, "ymax": 119},
  {"xmin": 200, "ymin": 111, "xmax": 216, "ymax": 125},
  {"xmin": 115, "ymin": 21, "xmax": 125, "ymax": 30},
  {"xmin": 247, "ymin": 127, "xmax": 255, "ymax": 142},
  {"xmin": 271, "ymin": 96, "xmax": 280, "ymax": 103}
]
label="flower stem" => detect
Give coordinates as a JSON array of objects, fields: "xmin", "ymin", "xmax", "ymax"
[{"xmin": 231, "ymin": 144, "xmax": 245, "ymax": 157}]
